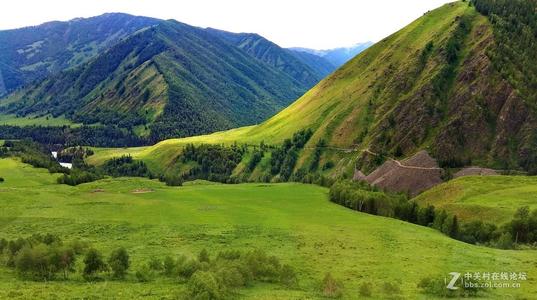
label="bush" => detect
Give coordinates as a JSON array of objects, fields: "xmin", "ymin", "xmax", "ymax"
[
  {"xmin": 83, "ymin": 248, "xmax": 107, "ymax": 279},
  {"xmin": 135, "ymin": 265, "xmax": 153, "ymax": 282},
  {"xmin": 148, "ymin": 257, "xmax": 163, "ymax": 271},
  {"xmin": 215, "ymin": 265, "xmax": 245, "ymax": 288},
  {"xmin": 163, "ymin": 255, "xmax": 176, "ymax": 276},
  {"xmin": 108, "ymin": 247, "xmax": 130, "ymax": 279},
  {"xmin": 163, "ymin": 174, "xmax": 183, "ymax": 187},
  {"xmin": 321, "ymin": 273, "xmax": 343, "ymax": 298},
  {"xmin": 495, "ymin": 232, "xmax": 514, "ymax": 249},
  {"xmin": 0, "ymin": 177, "xmax": 4, "ymax": 182},
  {"xmin": 186, "ymin": 271, "xmax": 225, "ymax": 300},
  {"xmin": 177, "ymin": 258, "xmax": 201, "ymax": 278},
  {"xmin": 279, "ymin": 264, "xmax": 298, "ymax": 287}
]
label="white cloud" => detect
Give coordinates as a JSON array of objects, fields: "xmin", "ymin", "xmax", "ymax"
[{"xmin": 0, "ymin": 0, "xmax": 454, "ymax": 49}]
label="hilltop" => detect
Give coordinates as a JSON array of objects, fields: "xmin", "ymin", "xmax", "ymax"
[
  {"xmin": 0, "ymin": 13, "xmax": 160, "ymax": 95},
  {"xmin": 0, "ymin": 14, "xmax": 336, "ymax": 141}
]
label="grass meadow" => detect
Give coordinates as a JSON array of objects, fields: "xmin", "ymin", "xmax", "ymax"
[
  {"xmin": 1, "ymin": 158, "xmax": 536, "ymax": 299},
  {"xmin": 414, "ymin": 176, "xmax": 537, "ymax": 224}
]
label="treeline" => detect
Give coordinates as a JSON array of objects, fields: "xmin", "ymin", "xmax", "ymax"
[
  {"xmin": 0, "ymin": 125, "xmax": 148, "ymax": 147},
  {"xmin": 471, "ymin": 0, "xmax": 537, "ymax": 104},
  {"xmin": 329, "ymin": 181, "xmax": 407, "ymax": 216},
  {"xmin": 471, "ymin": 0, "xmax": 537, "ymax": 173},
  {"xmin": 0, "ymin": 140, "xmax": 153, "ymax": 186},
  {"xmin": 329, "ymin": 180, "xmax": 537, "ymax": 249},
  {"xmin": 1, "ymin": 140, "xmax": 68, "ymax": 174},
  {"xmin": 58, "ymin": 155, "xmax": 154, "ymax": 186},
  {"xmin": 56, "ymin": 146, "xmax": 94, "ymax": 163},
  {"xmin": 162, "ymin": 129, "xmax": 336, "ymax": 185},
  {"xmin": 0, "ymin": 234, "xmax": 130, "ymax": 280},
  {"xmin": 101, "ymin": 155, "xmax": 153, "ymax": 178},
  {"xmin": 270, "ymin": 129, "xmax": 313, "ymax": 181},
  {"xmin": 2, "ymin": 128, "xmax": 335, "ymax": 188},
  {"xmin": 0, "ymin": 235, "xmax": 299, "ymax": 300},
  {"xmin": 180, "ymin": 143, "xmax": 246, "ymax": 183}
]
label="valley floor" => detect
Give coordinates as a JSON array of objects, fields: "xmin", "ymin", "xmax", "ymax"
[{"xmin": 0, "ymin": 158, "xmax": 536, "ymax": 299}]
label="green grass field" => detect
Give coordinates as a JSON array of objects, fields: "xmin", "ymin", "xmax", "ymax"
[
  {"xmin": 0, "ymin": 114, "xmax": 79, "ymax": 127},
  {"xmin": 1, "ymin": 158, "xmax": 536, "ymax": 299},
  {"xmin": 414, "ymin": 176, "xmax": 537, "ymax": 224}
]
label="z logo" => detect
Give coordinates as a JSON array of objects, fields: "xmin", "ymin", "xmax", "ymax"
[{"xmin": 446, "ymin": 272, "xmax": 461, "ymax": 290}]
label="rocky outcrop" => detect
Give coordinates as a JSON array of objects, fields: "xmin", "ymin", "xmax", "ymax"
[
  {"xmin": 359, "ymin": 151, "xmax": 443, "ymax": 196},
  {"xmin": 453, "ymin": 167, "xmax": 498, "ymax": 178}
]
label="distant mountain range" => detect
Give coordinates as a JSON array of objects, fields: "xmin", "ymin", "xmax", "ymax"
[
  {"xmin": 0, "ymin": 14, "xmax": 370, "ymax": 140},
  {"xmin": 289, "ymin": 42, "xmax": 373, "ymax": 69}
]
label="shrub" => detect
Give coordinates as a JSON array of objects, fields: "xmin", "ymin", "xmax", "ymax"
[
  {"xmin": 279, "ymin": 264, "xmax": 298, "ymax": 287},
  {"xmin": 108, "ymin": 247, "xmax": 130, "ymax": 279},
  {"xmin": 135, "ymin": 265, "xmax": 153, "ymax": 282},
  {"xmin": 0, "ymin": 177, "xmax": 4, "ymax": 182},
  {"xmin": 186, "ymin": 271, "xmax": 224, "ymax": 300},
  {"xmin": 163, "ymin": 255, "xmax": 176, "ymax": 276},
  {"xmin": 495, "ymin": 232, "xmax": 514, "ymax": 249},
  {"xmin": 216, "ymin": 265, "xmax": 245, "ymax": 288},
  {"xmin": 163, "ymin": 174, "xmax": 183, "ymax": 187},
  {"xmin": 83, "ymin": 248, "xmax": 107, "ymax": 279},
  {"xmin": 177, "ymin": 259, "xmax": 201, "ymax": 278},
  {"xmin": 148, "ymin": 257, "xmax": 163, "ymax": 271},
  {"xmin": 321, "ymin": 273, "xmax": 343, "ymax": 298}
]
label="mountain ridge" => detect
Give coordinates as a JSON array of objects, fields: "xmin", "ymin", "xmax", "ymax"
[
  {"xmin": 93, "ymin": 1, "xmax": 537, "ymax": 178},
  {"xmin": 0, "ymin": 15, "xmax": 332, "ymax": 140}
]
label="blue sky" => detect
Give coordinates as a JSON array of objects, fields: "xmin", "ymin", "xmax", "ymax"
[{"xmin": 1, "ymin": 0, "xmax": 454, "ymax": 49}]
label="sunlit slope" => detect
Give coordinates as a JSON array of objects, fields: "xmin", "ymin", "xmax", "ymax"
[
  {"xmin": 90, "ymin": 1, "xmax": 536, "ymax": 175},
  {"xmin": 414, "ymin": 176, "xmax": 537, "ymax": 224},
  {"xmin": 89, "ymin": 3, "xmax": 470, "ymax": 164},
  {"xmin": 1, "ymin": 158, "xmax": 537, "ymax": 298}
]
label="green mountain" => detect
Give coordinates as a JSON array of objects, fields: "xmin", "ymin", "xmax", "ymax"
[
  {"xmin": 0, "ymin": 13, "xmax": 160, "ymax": 95},
  {"xmin": 206, "ymin": 29, "xmax": 334, "ymax": 84},
  {"xmin": 99, "ymin": 1, "xmax": 537, "ymax": 176},
  {"xmin": 0, "ymin": 19, "xmax": 317, "ymax": 140}
]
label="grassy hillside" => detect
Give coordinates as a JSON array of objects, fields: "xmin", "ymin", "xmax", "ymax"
[
  {"xmin": 1, "ymin": 157, "xmax": 536, "ymax": 298},
  {"xmin": 0, "ymin": 114, "xmax": 79, "ymax": 127},
  {"xmin": 414, "ymin": 175, "xmax": 537, "ymax": 224},
  {"xmin": 0, "ymin": 20, "xmax": 314, "ymax": 141},
  {"xmin": 88, "ymin": 1, "xmax": 537, "ymax": 178},
  {"xmin": 0, "ymin": 13, "xmax": 160, "ymax": 95}
]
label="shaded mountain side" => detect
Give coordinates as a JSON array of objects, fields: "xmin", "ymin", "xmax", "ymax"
[
  {"xmin": 0, "ymin": 20, "xmax": 310, "ymax": 140},
  {"xmin": 0, "ymin": 13, "xmax": 160, "ymax": 95},
  {"xmin": 206, "ymin": 28, "xmax": 331, "ymax": 86}
]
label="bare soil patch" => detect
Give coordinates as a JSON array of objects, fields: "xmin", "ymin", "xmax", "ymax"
[{"xmin": 131, "ymin": 188, "xmax": 154, "ymax": 194}]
